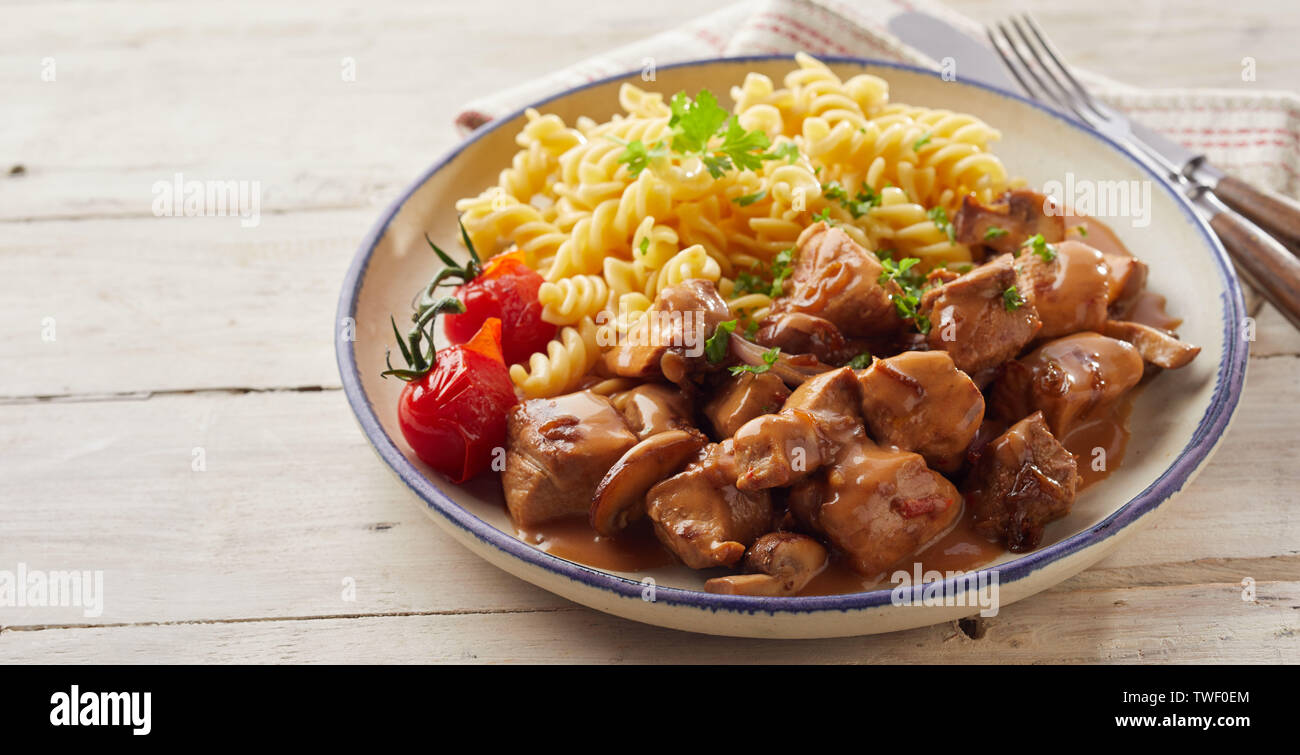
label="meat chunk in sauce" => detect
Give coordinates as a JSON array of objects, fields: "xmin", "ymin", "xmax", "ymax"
[
  {"xmin": 919, "ymin": 254, "xmax": 1042, "ymax": 374},
  {"xmin": 1014, "ymin": 241, "xmax": 1111, "ymax": 340},
  {"xmin": 1102, "ymin": 320, "xmax": 1201, "ymax": 370},
  {"xmin": 703, "ymin": 371, "xmax": 790, "ymax": 439},
  {"xmin": 703, "ymin": 532, "xmax": 829, "ymax": 596},
  {"xmin": 966, "ymin": 411, "xmax": 1080, "ymax": 552},
  {"xmin": 954, "ymin": 189, "xmax": 1065, "ymax": 257},
  {"xmin": 503, "ymin": 391, "xmax": 638, "ymax": 526},
  {"xmin": 645, "ymin": 443, "xmax": 772, "ymax": 569},
  {"xmin": 991, "ymin": 332, "xmax": 1144, "ymax": 439},
  {"xmin": 771, "ymin": 222, "xmax": 905, "ymax": 339},
  {"xmin": 731, "ymin": 368, "xmax": 864, "ymax": 492},
  {"xmin": 611, "ymin": 383, "xmax": 694, "ymax": 439},
  {"xmin": 857, "ymin": 350, "xmax": 985, "ymax": 473},
  {"xmin": 604, "ymin": 279, "xmax": 732, "ymax": 386},
  {"xmin": 792, "ymin": 438, "xmax": 962, "ymax": 578}
]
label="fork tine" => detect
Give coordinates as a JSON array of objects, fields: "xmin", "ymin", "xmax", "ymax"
[
  {"xmin": 1020, "ymin": 14, "xmax": 1106, "ymax": 118},
  {"xmin": 989, "ymin": 22, "xmax": 1071, "ymax": 116},
  {"xmin": 1006, "ymin": 17, "xmax": 1091, "ymax": 122},
  {"xmin": 985, "ymin": 25, "xmax": 1037, "ymax": 98}
]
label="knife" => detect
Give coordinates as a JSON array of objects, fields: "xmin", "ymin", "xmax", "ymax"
[{"xmin": 887, "ymin": 10, "xmax": 1300, "ymax": 253}]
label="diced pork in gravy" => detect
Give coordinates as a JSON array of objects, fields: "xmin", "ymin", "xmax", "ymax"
[
  {"xmin": 791, "ymin": 438, "xmax": 962, "ymax": 578},
  {"xmin": 731, "ymin": 368, "xmax": 865, "ymax": 492},
  {"xmin": 503, "ymin": 391, "xmax": 638, "ymax": 526},
  {"xmin": 1014, "ymin": 240, "xmax": 1111, "ymax": 340},
  {"xmin": 856, "ymin": 350, "xmax": 985, "ymax": 473},
  {"xmin": 966, "ymin": 411, "xmax": 1080, "ymax": 552},
  {"xmin": 919, "ymin": 254, "xmax": 1042, "ymax": 374},
  {"xmin": 771, "ymin": 222, "xmax": 906, "ymax": 339},
  {"xmin": 645, "ymin": 442, "xmax": 772, "ymax": 569}
]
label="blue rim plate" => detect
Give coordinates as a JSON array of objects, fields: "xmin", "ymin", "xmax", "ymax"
[{"xmin": 335, "ymin": 55, "xmax": 1248, "ymax": 625}]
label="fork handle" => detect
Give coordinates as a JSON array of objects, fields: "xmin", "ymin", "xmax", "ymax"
[
  {"xmin": 1199, "ymin": 191, "xmax": 1300, "ymax": 331},
  {"xmin": 1212, "ymin": 175, "xmax": 1300, "ymax": 255}
]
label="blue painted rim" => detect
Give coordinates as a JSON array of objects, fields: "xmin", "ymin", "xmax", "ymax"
[{"xmin": 335, "ymin": 55, "xmax": 1248, "ymax": 617}]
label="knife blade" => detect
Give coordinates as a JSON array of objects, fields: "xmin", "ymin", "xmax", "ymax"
[{"xmin": 886, "ymin": 11, "xmax": 1205, "ymax": 178}]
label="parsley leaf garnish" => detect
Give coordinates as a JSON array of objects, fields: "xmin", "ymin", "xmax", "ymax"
[
  {"xmin": 638, "ymin": 237, "xmax": 650, "ymax": 256},
  {"xmin": 765, "ymin": 141, "xmax": 800, "ymax": 163},
  {"xmin": 983, "ymin": 226, "xmax": 1009, "ymax": 241},
  {"xmin": 927, "ymin": 206, "xmax": 955, "ymax": 241},
  {"xmin": 705, "ymin": 319, "xmax": 737, "ymax": 363},
  {"xmin": 668, "ymin": 90, "xmax": 729, "ymax": 154},
  {"xmin": 913, "ymin": 132, "xmax": 932, "ymax": 151},
  {"xmin": 730, "ymin": 346, "xmax": 781, "ymax": 376},
  {"xmin": 1023, "ymin": 233, "xmax": 1057, "ymax": 261},
  {"xmin": 732, "ymin": 189, "xmax": 767, "ymax": 207},
  {"xmin": 1003, "ymin": 285, "xmax": 1025, "ymax": 311},
  {"xmin": 878, "ymin": 257, "xmax": 931, "ymax": 334},
  {"xmin": 615, "ymin": 138, "xmax": 667, "ymax": 178},
  {"xmin": 768, "ymin": 248, "xmax": 794, "ymax": 297},
  {"xmin": 847, "ymin": 352, "xmax": 873, "ymax": 369}
]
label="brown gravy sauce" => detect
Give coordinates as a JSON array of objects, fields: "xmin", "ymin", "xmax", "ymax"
[
  {"xmin": 514, "ymin": 215, "xmax": 1165, "ymax": 595},
  {"xmin": 517, "ymin": 517, "xmax": 674, "ymax": 572}
]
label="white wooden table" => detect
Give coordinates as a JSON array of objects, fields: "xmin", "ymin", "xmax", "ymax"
[{"xmin": 2, "ymin": 0, "xmax": 1297, "ymax": 663}]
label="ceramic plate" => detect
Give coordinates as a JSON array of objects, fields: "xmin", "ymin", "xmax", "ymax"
[{"xmin": 336, "ymin": 56, "xmax": 1247, "ymax": 639}]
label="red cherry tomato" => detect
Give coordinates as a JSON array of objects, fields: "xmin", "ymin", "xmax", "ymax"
[
  {"xmin": 397, "ymin": 318, "xmax": 518, "ymax": 483},
  {"xmin": 443, "ymin": 250, "xmax": 555, "ymax": 366}
]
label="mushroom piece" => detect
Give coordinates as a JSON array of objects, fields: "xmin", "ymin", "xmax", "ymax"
[
  {"xmin": 704, "ymin": 532, "xmax": 829, "ymax": 596},
  {"xmin": 589, "ymin": 429, "xmax": 708, "ymax": 536},
  {"xmin": 1102, "ymin": 319, "xmax": 1201, "ymax": 370},
  {"xmin": 728, "ymin": 333, "xmax": 832, "ymax": 386}
]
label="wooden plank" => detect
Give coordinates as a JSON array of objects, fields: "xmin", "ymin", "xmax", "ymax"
[
  {"xmin": 0, "ymin": 0, "xmax": 716, "ymax": 221},
  {"xmin": 0, "ymin": 358, "xmax": 1295, "ymax": 629},
  {"xmin": 2, "ymin": 581, "xmax": 1295, "ymax": 663},
  {"xmin": 0, "ymin": 210, "xmax": 369, "ymax": 397}
]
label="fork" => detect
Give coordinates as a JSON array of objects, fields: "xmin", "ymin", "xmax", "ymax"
[{"xmin": 987, "ymin": 14, "xmax": 1300, "ymax": 331}]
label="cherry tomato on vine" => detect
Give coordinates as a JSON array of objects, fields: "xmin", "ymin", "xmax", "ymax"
[
  {"xmin": 417, "ymin": 224, "xmax": 554, "ymax": 366},
  {"xmin": 383, "ymin": 299, "xmax": 518, "ymax": 483}
]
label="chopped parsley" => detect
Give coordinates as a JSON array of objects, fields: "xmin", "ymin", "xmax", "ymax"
[
  {"xmin": 847, "ymin": 351, "xmax": 873, "ymax": 369},
  {"xmin": 1003, "ymin": 285, "xmax": 1026, "ymax": 311},
  {"xmin": 812, "ymin": 207, "xmax": 836, "ymax": 225},
  {"xmin": 607, "ymin": 89, "xmax": 793, "ymax": 180},
  {"xmin": 878, "ymin": 256, "xmax": 931, "ymax": 335},
  {"xmin": 732, "ymin": 189, "xmax": 767, "ymax": 207},
  {"xmin": 983, "ymin": 226, "xmax": 1009, "ymax": 241},
  {"xmin": 1023, "ymin": 233, "xmax": 1057, "ymax": 261},
  {"xmin": 730, "ymin": 346, "xmax": 781, "ymax": 376},
  {"xmin": 822, "ymin": 181, "xmax": 881, "ymax": 219},
  {"xmin": 705, "ymin": 319, "xmax": 737, "ymax": 363},
  {"xmin": 614, "ymin": 138, "xmax": 668, "ymax": 178},
  {"xmin": 1074, "ymin": 224, "xmax": 1089, "ymax": 236},
  {"xmin": 928, "ymin": 206, "xmax": 955, "ymax": 241},
  {"xmin": 912, "ymin": 132, "xmax": 932, "ymax": 151},
  {"xmin": 744, "ymin": 319, "xmax": 760, "ymax": 339},
  {"xmin": 637, "ymin": 237, "xmax": 650, "ymax": 256},
  {"xmin": 768, "ymin": 248, "xmax": 794, "ymax": 296}
]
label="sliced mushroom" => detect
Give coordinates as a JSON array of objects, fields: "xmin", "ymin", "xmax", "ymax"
[
  {"xmin": 703, "ymin": 532, "xmax": 829, "ymax": 596},
  {"xmin": 728, "ymin": 333, "xmax": 831, "ymax": 386},
  {"xmin": 1102, "ymin": 320, "xmax": 1201, "ymax": 369},
  {"xmin": 589, "ymin": 429, "xmax": 707, "ymax": 536}
]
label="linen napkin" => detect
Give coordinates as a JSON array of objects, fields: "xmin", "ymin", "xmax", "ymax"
[{"xmin": 454, "ymin": 0, "xmax": 1300, "ymax": 198}]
